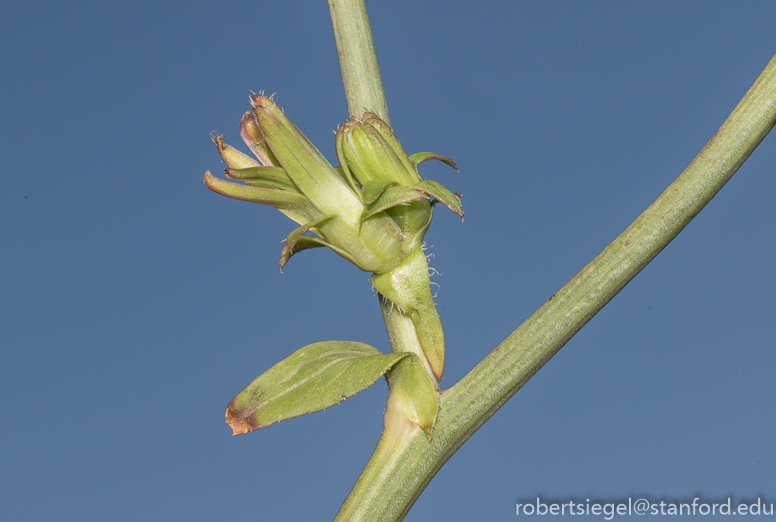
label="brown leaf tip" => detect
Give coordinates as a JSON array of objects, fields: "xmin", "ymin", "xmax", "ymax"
[{"xmin": 225, "ymin": 400, "xmax": 260, "ymax": 436}]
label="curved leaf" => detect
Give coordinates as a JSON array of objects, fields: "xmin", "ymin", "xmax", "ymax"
[
  {"xmin": 409, "ymin": 151, "xmax": 458, "ymax": 171},
  {"xmin": 226, "ymin": 166, "xmax": 299, "ymax": 193},
  {"xmin": 279, "ymin": 235, "xmax": 329, "ymax": 271},
  {"xmin": 225, "ymin": 341, "xmax": 409, "ymax": 434},
  {"xmin": 361, "ymin": 185, "xmax": 429, "ymax": 222},
  {"xmin": 412, "ymin": 179, "xmax": 463, "ymax": 220},
  {"xmin": 280, "ymin": 215, "xmax": 338, "ymax": 270},
  {"xmin": 278, "ymin": 214, "xmax": 364, "ymax": 270},
  {"xmin": 204, "ymin": 171, "xmax": 318, "ymax": 225}
]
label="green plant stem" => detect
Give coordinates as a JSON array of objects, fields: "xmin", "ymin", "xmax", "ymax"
[
  {"xmin": 334, "ymin": 51, "xmax": 776, "ymax": 521},
  {"xmin": 379, "ymin": 297, "xmax": 439, "ymax": 387},
  {"xmin": 334, "ymin": 298, "xmax": 438, "ymax": 522},
  {"xmin": 328, "ymin": 0, "xmax": 390, "ymax": 124}
]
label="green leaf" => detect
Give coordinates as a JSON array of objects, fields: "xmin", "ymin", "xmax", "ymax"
[
  {"xmin": 412, "ymin": 179, "xmax": 463, "ymax": 220},
  {"xmin": 361, "ymin": 185, "xmax": 429, "ymax": 222},
  {"xmin": 409, "ymin": 151, "xmax": 458, "ymax": 171},
  {"xmin": 225, "ymin": 341, "xmax": 409, "ymax": 434}
]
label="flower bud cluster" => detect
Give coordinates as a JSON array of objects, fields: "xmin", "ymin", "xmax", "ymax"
[
  {"xmin": 204, "ymin": 95, "xmax": 462, "ymax": 379},
  {"xmin": 205, "ymin": 95, "xmax": 461, "ymax": 275}
]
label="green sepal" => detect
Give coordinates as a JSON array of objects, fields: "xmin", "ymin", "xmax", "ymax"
[
  {"xmin": 412, "ymin": 179, "xmax": 464, "ymax": 220},
  {"xmin": 409, "ymin": 151, "xmax": 458, "ymax": 171},
  {"xmin": 225, "ymin": 341, "xmax": 409, "ymax": 434},
  {"xmin": 226, "ymin": 166, "xmax": 300, "ymax": 193},
  {"xmin": 361, "ymin": 185, "xmax": 429, "ymax": 223},
  {"xmin": 204, "ymin": 171, "xmax": 318, "ymax": 225},
  {"xmin": 371, "ymin": 248, "xmax": 445, "ymax": 380},
  {"xmin": 362, "ymin": 179, "xmax": 397, "ymax": 204},
  {"xmin": 385, "ymin": 354, "xmax": 439, "ymax": 440}
]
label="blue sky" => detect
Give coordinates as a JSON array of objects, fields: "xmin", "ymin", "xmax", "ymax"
[{"xmin": 1, "ymin": 1, "xmax": 775, "ymax": 521}]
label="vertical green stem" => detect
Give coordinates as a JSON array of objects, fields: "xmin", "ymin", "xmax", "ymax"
[
  {"xmin": 379, "ymin": 296, "xmax": 439, "ymax": 386},
  {"xmin": 334, "ymin": 401, "xmax": 419, "ymax": 521},
  {"xmin": 328, "ymin": 0, "xmax": 390, "ymax": 123},
  {"xmin": 333, "ymin": 296, "xmax": 436, "ymax": 522}
]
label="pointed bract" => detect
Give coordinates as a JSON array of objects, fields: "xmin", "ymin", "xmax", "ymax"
[{"xmin": 212, "ymin": 133, "xmax": 260, "ymax": 169}]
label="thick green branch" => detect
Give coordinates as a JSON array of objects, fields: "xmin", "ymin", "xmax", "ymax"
[
  {"xmin": 335, "ymin": 52, "xmax": 776, "ymax": 521},
  {"xmin": 328, "ymin": 0, "xmax": 390, "ymax": 123}
]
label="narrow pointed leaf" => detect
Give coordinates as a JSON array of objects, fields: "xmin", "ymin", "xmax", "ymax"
[
  {"xmin": 225, "ymin": 341, "xmax": 409, "ymax": 434},
  {"xmin": 281, "ymin": 233, "xmax": 364, "ymax": 271},
  {"xmin": 413, "ymin": 179, "xmax": 464, "ymax": 220},
  {"xmin": 226, "ymin": 166, "xmax": 300, "ymax": 193},
  {"xmin": 280, "ymin": 215, "xmax": 340, "ymax": 270},
  {"xmin": 279, "ymin": 214, "xmax": 367, "ymax": 270},
  {"xmin": 409, "ymin": 151, "xmax": 458, "ymax": 171},
  {"xmin": 285, "ymin": 215, "xmax": 334, "ymax": 248},
  {"xmin": 279, "ymin": 235, "xmax": 329, "ymax": 271},
  {"xmin": 204, "ymin": 171, "xmax": 318, "ymax": 224},
  {"xmin": 361, "ymin": 185, "xmax": 429, "ymax": 222}
]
